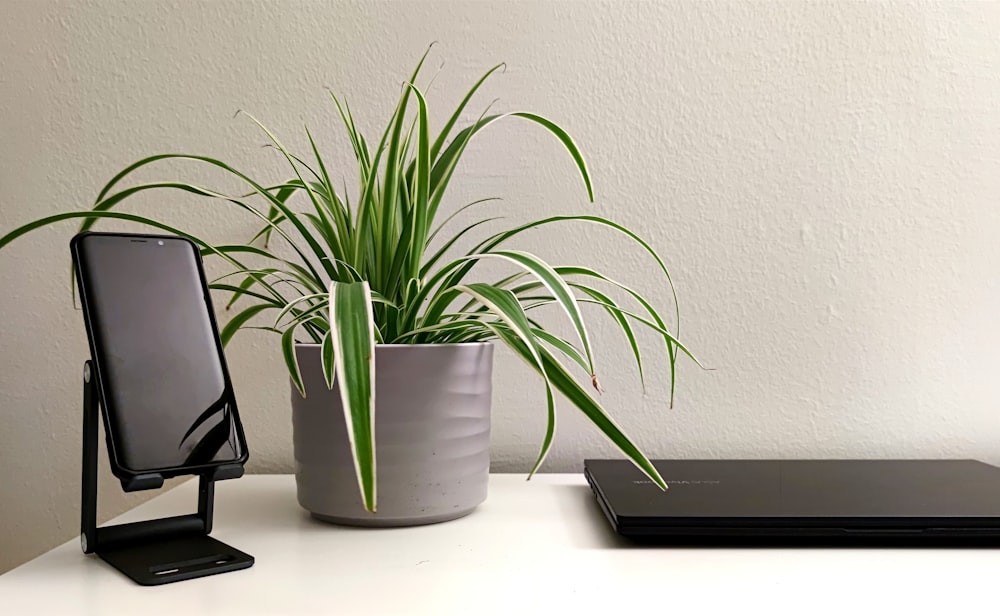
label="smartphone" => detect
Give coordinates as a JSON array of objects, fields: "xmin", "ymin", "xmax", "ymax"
[{"xmin": 71, "ymin": 232, "xmax": 248, "ymax": 484}]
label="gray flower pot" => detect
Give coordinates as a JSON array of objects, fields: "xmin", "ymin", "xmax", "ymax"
[{"xmin": 291, "ymin": 342, "xmax": 493, "ymax": 526}]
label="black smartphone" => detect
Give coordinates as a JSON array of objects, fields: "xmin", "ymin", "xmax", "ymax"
[{"xmin": 71, "ymin": 232, "xmax": 248, "ymax": 484}]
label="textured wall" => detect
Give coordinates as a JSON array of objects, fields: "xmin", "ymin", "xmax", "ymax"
[{"xmin": 2, "ymin": 0, "xmax": 999, "ymax": 572}]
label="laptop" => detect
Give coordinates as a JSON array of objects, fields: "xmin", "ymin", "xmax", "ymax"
[{"xmin": 584, "ymin": 459, "xmax": 1000, "ymax": 543}]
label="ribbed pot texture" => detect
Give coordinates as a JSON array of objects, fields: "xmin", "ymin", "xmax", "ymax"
[{"xmin": 291, "ymin": 342, "xmax": 493, "ymax": 526}]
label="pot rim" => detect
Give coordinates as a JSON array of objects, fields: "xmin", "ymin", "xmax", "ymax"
[{"xmin": 294, "ymin": 341, "xmax": 494, "ymax": 348}]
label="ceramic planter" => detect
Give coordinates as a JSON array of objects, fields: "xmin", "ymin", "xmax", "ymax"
[{"xmin": 291, "ymin": 342, "xmax": 493, "ymax": 526}]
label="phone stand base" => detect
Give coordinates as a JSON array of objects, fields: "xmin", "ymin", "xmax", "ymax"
[
  {"xmin": 97, "ymin": 534, "xmax": 254, "ymax": 586},
  {"xmin": 81, "ymin": 359, "xmax": 253, "ymax": 586}
]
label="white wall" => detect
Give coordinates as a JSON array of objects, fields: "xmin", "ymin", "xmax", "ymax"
[{"xmin": 2, "ymin": 0, "xmax": 999, "ymax": 572}]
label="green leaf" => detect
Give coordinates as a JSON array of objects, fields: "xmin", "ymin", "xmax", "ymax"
[
  {"xmin": 205, "ymin": 243, "xmax": 321, "ymax": 309},
  {"xmin": 411, "ymin": 250, "xmax": 598, "ymax": 370},
  {"xmin": 278, "ymin": 300, "xmax": 330, "ymax": 330},
  {"xmin": 510, "ymin": 281, "xmax": 647, "ymax": 392},
  {"xmin": 487, "ymin": 250, "xmax": 598, "ymax": 387},
  {"xmin": 456, "ymin": 285, "xmax": 556, "ymax": 477},
  {"xmin": 240, "ymin": 326, "xmax": 284, "ymax": 335},
  {"xmin": 247, "ymin": 181, "xmax": 299, "ymax": 247},
  {"xmin": 489, "ymin": 217, "xmax": 678, "ymax": 350},
  {"xmin": 528, "ymin": 327, "xmax": 589, "ymax": 376},
  {"xmin": 420, "ymin": 217, "xmax": 502, "ymax": 280},
  {"xmin": 0, "ymin": 210, "xmax": 192, "ymax": 252},
  {"xmin": 208, "ymin": 283, "xmax": 282, "ymax": 308},
  {"xmin": 521, "ymin": 289, "xmax": 698, "ymax": 367},
  {"xmin": 499, "ymin": 331, "xmax": 668, "ymax": 491},
  {"xmin": 467, "ymin": 213, "xmax": 683, "ymax": 400},
  {"xmin": 220, "ymin": 303, "xmax": 273, "ymax": 347},
  {"xmin": 219, "ymin": 270, "xmax": 288, "ymax": 310},
  {"xmin": 17, "ymin": 213, "xmax": 295, "ymax": 321},
  {"xmin": 425, "ymin": 104, "xmax": 497, "ymax": 222},
  {"xmin": 87, "ymin": 158, "xmax": 330, "ymax": 285},
  {"xmin": 429, "ymin": 63, "xmax": 505, "ymax": 162},
  {"xmin": 331, "ymin": 94, "xmax": 369, "ymax": 178},
  {"xmin": 388, "ymin": 317, "xmax": 488, "ymax": 344},
  {"xmin": 352, "ymin": 134, "xmax": 389, "ymax": 270},
  {"xmin": 426, "ymin": 197, "xmax": 502, "ymax": 245},
  {"xmin": 210, "ymin": 268, "xmax": 303, "ymax": 305},
  {"xmin": 306, "ymin": 129, "xmax": 352, "ymax": 250},
  {"xmin": 328, "ymin": 281, "xmax": 377, "ymax": 513},
  {"xmin": 555, "ymin": 264, "xmax": 701, "ymax": 405},
  {"xmin": 272, "ymin": 292, "xmax": 329, "ymax": 329},
  {"xmin": 405, "ymin": 84, "xmax": 431, "ymax": 280},
  {"xmin": 382, "ymin": 84, "xmax": 434, "ymax": 301},
  {"xmin": 509, "ymin": 113, "xmax": 592, "ymax": 201},
  {"xmin": 479, "ymin": 216, "xmax": 676, "ymax": 316},
  {"xmin": 282, "ymin": 324, "xmax": 307, "ymax": 399},
  {"xmin": 378, "ymin": 52, "xmax": 432, "ymax": 289},
  {"xmin": 574, "ymin": 284, "xmax": 645, "ymax": 390},
  {"xmin": 237, "ymin": 113, "xmax": 339, "ymax": 282},
  {"xmin": 429, "ymin": 112, "xmax": 593, "ymax": 222},
  {"xmin": 321, "ymin": 331, "xmax": 336, "ymax": 390}
]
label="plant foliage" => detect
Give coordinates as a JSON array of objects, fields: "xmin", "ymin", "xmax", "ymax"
[{"xmin": 0, "ymin": 48, "xmax": 701, "ymax": 512}]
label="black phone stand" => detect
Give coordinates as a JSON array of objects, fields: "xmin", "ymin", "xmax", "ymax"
[{"xmin": 80, "ymin": 360, "xmax": 254, "ymax": 586}]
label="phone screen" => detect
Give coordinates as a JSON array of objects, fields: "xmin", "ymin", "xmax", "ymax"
[{"xmin": 73, "ymin": 233, "xmax": 245, "ymax": 473}]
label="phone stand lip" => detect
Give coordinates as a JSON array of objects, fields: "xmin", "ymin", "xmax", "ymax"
[{"xmin": 80, "ymin": 360, "xmax": 254, "ymax": 586}]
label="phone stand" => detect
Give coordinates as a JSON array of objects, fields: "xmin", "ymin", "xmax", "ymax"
[{"xmin": 80, "ymin": 360, "xmax": 254, "ymax": 585}]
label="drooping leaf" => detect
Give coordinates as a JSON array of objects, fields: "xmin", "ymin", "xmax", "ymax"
[
  {"xmin": 498, "ymin": 331, "xmax": 668, "ymax": 491},
  {"xmin": 456, "ymin": 284, "xmax": 556, "ymax": 476},
  {"xmin": 328, "ymin": 281, "xmax": 377, "ymax": 513},
  {"xmin": 87, "ymin": 158, "xmax": 330, "ymax": 284},
  {"xmin": 506, "ymin": 280, "xmax": 647, "ymax": 392},
  {"xmin": 426, "ymin": 197, "xmax": 502, "ymax": 245},
  {"xmin": 220, "ymin": 303, "xmax": 274, "ymax": 347},
  {"xmin": 429, "ymin": 63, "xmax": 506, "ymax": 162},
  {"xmin": 282, "ymin": 324, "xmax": 307, "ymax": 399},
  {"xmin": 321, "ymin": 330, "xmax": 336, "ymax": 390},
  {"xmin": 428, "ymin": 111, "xmax": 594, "ymax": 222},
  {"xmin": 208, "ymin": 283, "xmax": 282, "ymax": 308}
]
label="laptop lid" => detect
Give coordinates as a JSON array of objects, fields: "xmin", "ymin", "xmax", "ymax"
[{"xmin": 584, "ymin": 459, "xmax": 1000, "ymax": 541}]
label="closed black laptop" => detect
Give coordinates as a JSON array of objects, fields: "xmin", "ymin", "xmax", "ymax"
[{"xmin": 584, "ymin": 459, "xmax": 1000, "ymax": 543}]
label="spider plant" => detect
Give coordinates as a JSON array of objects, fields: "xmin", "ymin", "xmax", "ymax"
[{"xmin": 0, "ymin": 48, "xmax": 698, "ymax": 512}]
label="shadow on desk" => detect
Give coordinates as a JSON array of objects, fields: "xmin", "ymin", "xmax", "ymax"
[{"xmin": 552, "ymin": 484, "xmax": 1000, "ymax": 550}]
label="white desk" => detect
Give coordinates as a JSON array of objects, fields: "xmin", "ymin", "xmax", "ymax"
[{"xmin": 2, "ymin": 474, "xmax": 999, "ymax": 614}]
